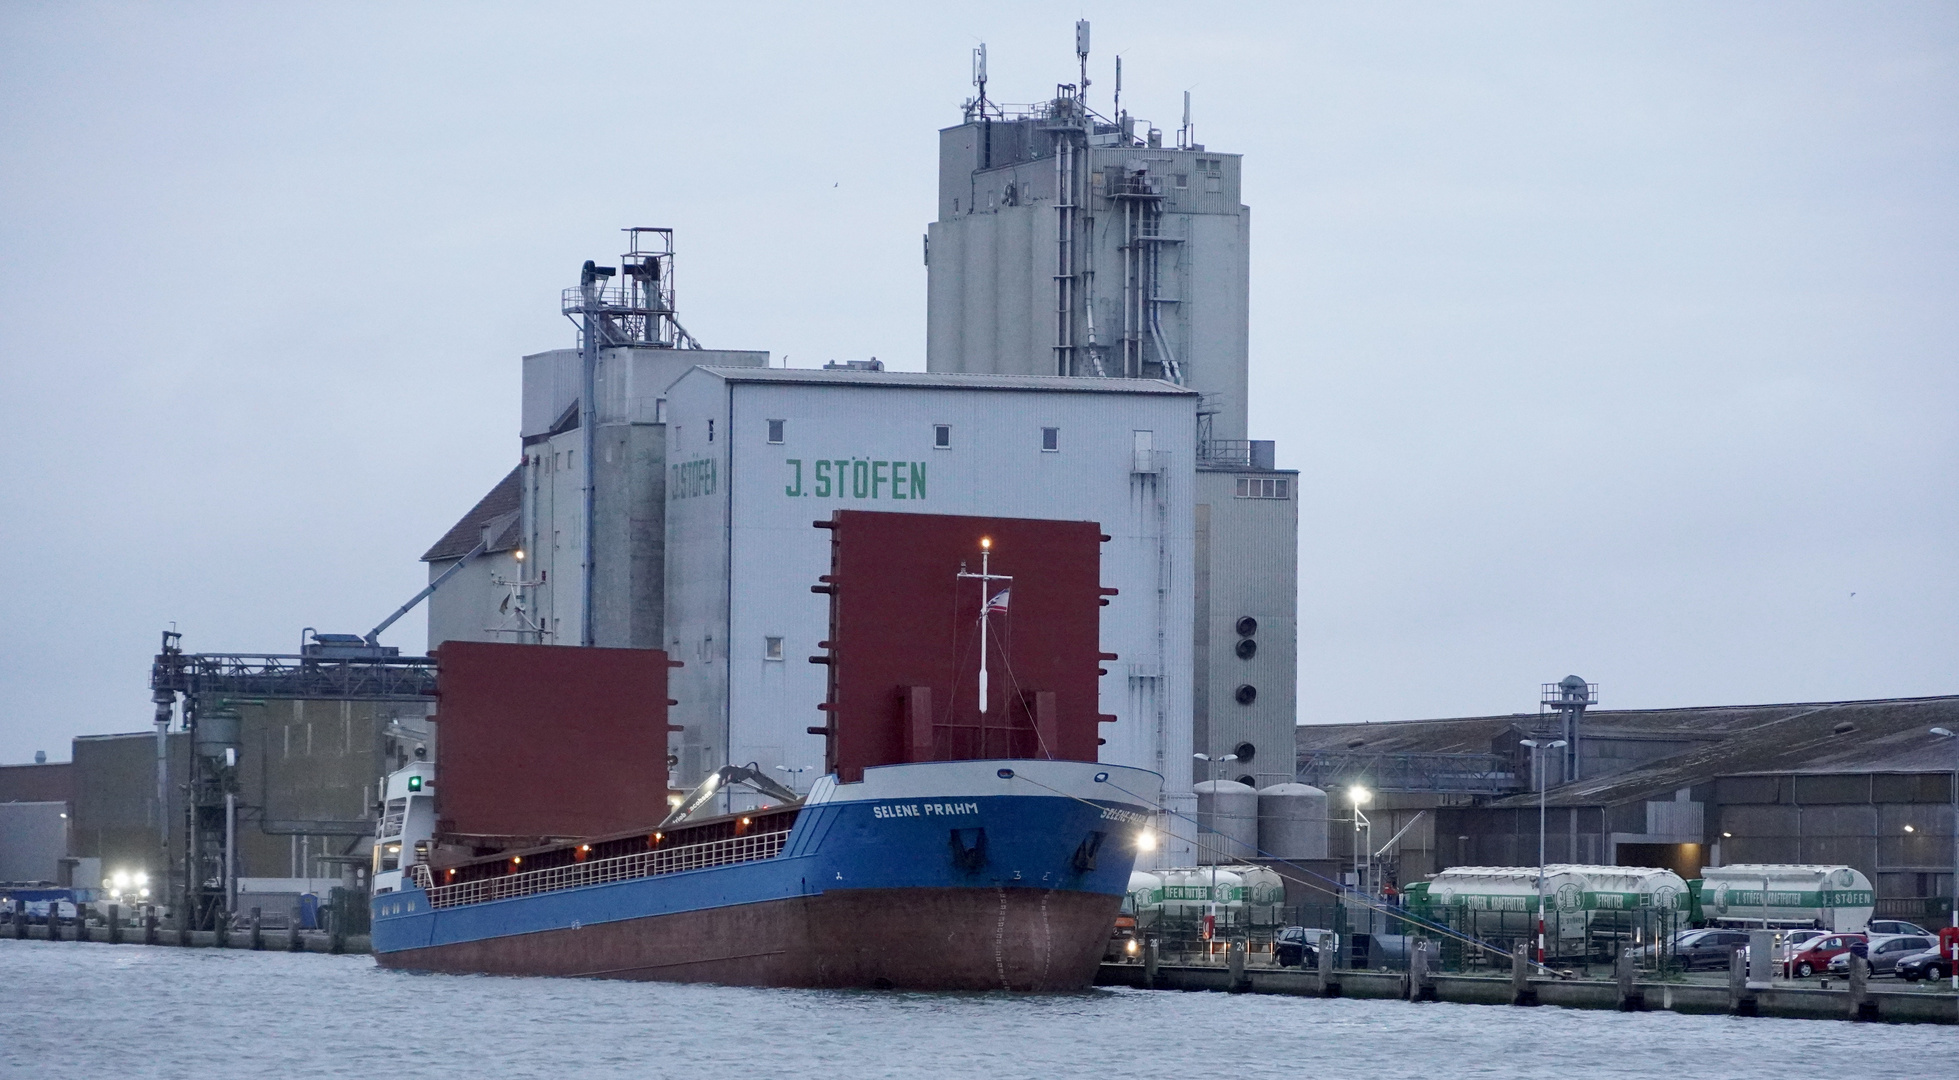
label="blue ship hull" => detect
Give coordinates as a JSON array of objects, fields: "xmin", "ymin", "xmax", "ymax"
[{"xmin": 371, "ymin": 759, "xmax": 1161, "ymax": 989}]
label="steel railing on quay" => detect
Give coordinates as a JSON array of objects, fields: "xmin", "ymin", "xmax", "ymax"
[{"xmin": 421, "ymin": 831, "xmax": 789, "ymax": 910}]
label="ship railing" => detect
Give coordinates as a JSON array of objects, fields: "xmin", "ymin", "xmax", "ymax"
[{"xmin": 422, "ymin": 830, "xmax": 790, "ymax": 910}]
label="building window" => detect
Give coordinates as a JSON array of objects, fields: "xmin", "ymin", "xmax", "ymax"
[
  {"xmin": 1175, "ymin": 173, "xmax": 1188, "ymax": 189},
  {"xmin": 764, "ymin": 637, "xmax": 784, "ymax": 661},
  {"xmin": 934, "ymin": 424, "xmax": 951, "ymax": 449},
  {"xmin": 767, "ymin": 419, "xmax": 785, "ymax": 444},
  {"xmin": 1041, "ymin": 427, "xmax": 1059, "ymax": 452},
  {"xmin": 1205, "ymin": 175, "xmax": 1222, "ymax": 193},
  {"xmin": 1235, "ymin": 476, "xmax": 1289, "ymax": 499},
  {"xmin": 707, "ymin": 419, "xmax": 715, "ymax": 442}
]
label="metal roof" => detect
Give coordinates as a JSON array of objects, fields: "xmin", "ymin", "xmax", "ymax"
[
  {"xmin": 421, "ymin": 465, "xmax": 524, "ymax": 562},
  {"xmin": 691, "ymin": 366, "xmax": 1200, "ymax": 396},
  {"xmin": 1298, "ymin": 696, "xmax": 1959, "ymax": 810}
]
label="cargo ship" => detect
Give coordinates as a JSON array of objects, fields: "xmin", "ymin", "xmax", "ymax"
[
  {"xmin": 369, "ymin": 511, "xmax": 1163, "ymax": 990},
  {"xmin": 370, "ymin": 757, "xmax": 1159, "ymax": 989}
]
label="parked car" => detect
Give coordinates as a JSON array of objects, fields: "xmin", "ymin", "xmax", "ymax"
[
  {"xmin": 1827, "ymin": 934, "xmax": 1935, "ymax": 976},
  {"xmin": 1865, "ymin": 919, "xmax": 1932, "ymax": 937},
  {"xmin": 1655, "ymin": 928, "xmax": 1752, "ymax": 971},
  {"xmin": 1274, "ymin": 926, "xmax": 1337, "ymax": 968},
  {"xmin": 1786, "ymin": 932, "xmax": 1866, "ymax": 977},
  {"xmin": 1895, "ymin": 944, "xmax": 1957, "ymax": 982}
]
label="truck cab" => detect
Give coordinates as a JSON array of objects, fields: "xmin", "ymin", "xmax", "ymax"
[{"xmin": 371, "ymin": 761, "xmax": 436, "ymax": 895}]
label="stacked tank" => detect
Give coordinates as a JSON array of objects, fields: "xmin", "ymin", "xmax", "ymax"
[{"xmin": 1692, "ymin": 864, "xmax": 1874, "ymax": 932}]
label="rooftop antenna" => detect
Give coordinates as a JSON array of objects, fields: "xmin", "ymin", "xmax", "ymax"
[
  {"xmin": 1114, "ymin": 55, "xmax": 1122, "ymax": 122},
  {"xmin": 1075, "ymin": 19, "xmax": 1091, "ymax": 109},
  {"xmin": 1180, "ymin": 90, "xmax": 1192, "ymax": 149},
  {"xmin": 973, "ymin": 42, "xmax": 988, "ymax": 110}
]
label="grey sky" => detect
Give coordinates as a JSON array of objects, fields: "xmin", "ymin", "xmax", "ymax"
[{"xmin": 2, "ymin": 2, "xmax": 1953, "ymax": 763}]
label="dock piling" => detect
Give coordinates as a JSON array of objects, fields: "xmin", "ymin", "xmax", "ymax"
[
  {"xmin": 1228, "ymin": 938, "xmax": 1249, "ymax": 993},
  {"xmin": 143, "ymin": 904, "xmax": 158, "ymax": 946},
  {"xmin": 1615, "ymin": 948, "xmax": 1642, "ymax": 1010},
  {"xmin": 108, "ymin": 903, "xmax": 122, "ymax": 945},
  {"xmin": 1318, "ymin": 933, "xmax": 1340, "ymax": 997},
  {"xmin": 249, "ymin": 907, "xmax": 263, "ymax": 950},
  {"xmin": 13, "ymin": 899, "xmax": 24, "ymax": 940},
  {"xmin": 1511, "ymin": 948, "xmax": 1536, "ymax": 1006},
  {"xmin": 74, "ymin": 902, "xmax": 87, "ymax": 943},
  {"xmin": 1849, "ymin": 953, "xmax": 1877, "ymax": 1021},
  {"xmin": 1409, "ymin": 940, "xmax": 1434, "ymax": 1001},
  {"xmin": 1728, "ymin": 947, "xmax": 1755, "ymax": 1015}
]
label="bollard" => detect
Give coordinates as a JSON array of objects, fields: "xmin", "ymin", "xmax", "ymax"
[
  {"xmin": 108, "ymin": 903, "xmax": 122, "ymax": 945},
  {"xmin": 1318, "ymin": 933, "xmax": 1340, "ymax": 998},
  {"xmin": 1848, "ymin": 952, "xmax": 1876, "ymax": 1021},
  {"xmin": 144, "ymin": 904, "xmax": 158, "ymax": 946},
  {"xmin": 1511, "ymin": 948, "xmax": 1536, "ymax": 1006},
  {"xmin": 250, "ymin": 906, "xmax": 264, "ymax": 951},
  {"xmin": 1408, "ymin": 940, "xmax": 1433, "ymax": 1002},
  {"xmin": 1228, "ymin": 938, "xmax": 1248, "ymax": 993},
  {"xmin": 1615, "ymin": 947, "xmax": 1641, "ymax": 1011},
  {"xmin": 1729, "ymin": 946, "xmax": 1755, "ymax": 1016}
]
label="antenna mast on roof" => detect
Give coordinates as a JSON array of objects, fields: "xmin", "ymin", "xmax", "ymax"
[
  {"xmin": 1114, "ymin": 55, "xmax": 1122, "ymax": 123},
  {"xmin": 1075, "ymin": 20, "xmax": 1091, "ymax": 109},
  {"xmin": 973, "ymin": 43, "xmax": 988, "ymax": 111},
  {"xmin": 1179, "ymin": 91, "xmax": 1192, "ymax": 150}
]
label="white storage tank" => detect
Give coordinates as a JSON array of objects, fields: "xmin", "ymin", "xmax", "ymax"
[
  {"xmin": 1195, "ymin": 780, "xmax": 1259, "ymax": 864},
  {"xmin": 1160, "ymin": 867, "xmax": 1201, "ymax": 919},
  {"xmin": 1697, "ymin": 864, "xmax": 1874, "ymax": 932},
  {"xmin": 1256, "ymin": 783, "xmax": 1329, "ymax": 860},
  {"xmin": 1205, "ymin": 868, "xmax": 1246, "ymax": 927},
  {"xmin": 1223, "ymin": 864, "xmax": 1286, "ymax": 925}
]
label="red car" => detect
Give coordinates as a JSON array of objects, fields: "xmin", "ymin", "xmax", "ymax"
[{"xmin": 1786, "ymin": 932, "xmax": 1866, "ymax": 978}]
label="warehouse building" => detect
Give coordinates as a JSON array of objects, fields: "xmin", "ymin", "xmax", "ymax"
[{"xmin": 1296, "ymin": 694, "xmax": 1959, "ymax": 924}]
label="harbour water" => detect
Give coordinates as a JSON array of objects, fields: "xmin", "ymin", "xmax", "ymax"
[{"xmin": 2, "ymin": 941, "xmax": 1936, "ymax": 1079}]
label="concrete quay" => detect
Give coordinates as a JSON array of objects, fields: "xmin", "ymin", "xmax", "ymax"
[{"xmin": 1098, "ymin": 960, "xmax": 1959, "ymax": 1025}]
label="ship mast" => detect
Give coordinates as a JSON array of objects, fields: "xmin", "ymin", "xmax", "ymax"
[{"xmin": 956, "ymin": 537, "xmax": 1012, "ymax": 714}]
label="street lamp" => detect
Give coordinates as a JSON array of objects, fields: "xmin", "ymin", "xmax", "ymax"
[
  {"xmin": 1347, "ymin": 786, "xmax": 1372, "ymax": 895},
  {"xmin": 1933, "ymin": 727, "xmax": 1957, "ymax": 990},
  {"xmin": 1194, "ymin": 752, "xmax": 1239, "ymax": 947},
  {"xmin": 1519, "ymin": 738, "xmax": 1567, "ymax": 964},
  {"xmin": 771, "ymin": 764, "xmax": 811, "ymax": 796}
]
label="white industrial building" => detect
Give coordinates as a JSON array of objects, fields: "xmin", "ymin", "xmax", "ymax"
[{"xmin": 661, "ymin": 367, "xmax": 1196, "ymax": 809}]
